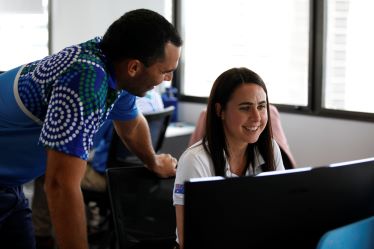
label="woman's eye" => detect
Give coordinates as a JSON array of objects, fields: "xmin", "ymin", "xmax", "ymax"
[{"xmin": 258, "ymin": 105, "xmax": 266, "ymax": 110}]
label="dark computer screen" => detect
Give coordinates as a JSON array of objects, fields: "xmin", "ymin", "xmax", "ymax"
[{"xmin": 184, "ymin": 158, "xmax": 374, "ymax": 249}]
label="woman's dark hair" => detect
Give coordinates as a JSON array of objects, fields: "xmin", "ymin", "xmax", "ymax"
[
  {"xmin": 100, "ymin": 9, "xmax": 182, "ymax": 66},
  {"xmin": 203, "ymin": 67, "xmax": 275, "ymax": 176}
]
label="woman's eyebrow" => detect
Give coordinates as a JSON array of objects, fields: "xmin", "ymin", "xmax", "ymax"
[{"xmin": 238, "ymin": 100, "xmax": 267, "ymax": 106}]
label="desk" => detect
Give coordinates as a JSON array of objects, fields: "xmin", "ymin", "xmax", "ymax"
[
  {"xmin": 165, "ymin": 122, "xmax": 196, "ymax": 138},
  {"xmin": 161, "ymin": 122, "xmax": 195, "ymax": 159}
]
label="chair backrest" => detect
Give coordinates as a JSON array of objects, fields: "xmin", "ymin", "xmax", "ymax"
[
  {"xmin": 106, "ymin": 166, "xmax": 176, "ymax": 249},
  {"xmin": 143, "ymin": 105, "xmax": 175, "ymax": 152},
  {"xmin": 316, "ymin": 216, "xmax": 374, "ymax": 249},
  {"xmin": 109, "ymin": 106, "xmax": 174, "ymax": 164}
]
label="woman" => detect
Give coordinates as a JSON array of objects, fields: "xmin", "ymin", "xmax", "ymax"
[{"xmin": 173, "ymin": 67, "xmax": 285, "ymax": 248}]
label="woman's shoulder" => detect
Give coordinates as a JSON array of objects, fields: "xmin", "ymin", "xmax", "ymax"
[
  {"xmin": 178, "ymin": 140, "xmax": 212, "ymax": 168},
  {"xmin": 181, "ymin": 140, "xmax": 207, "ymax": 159},
  {"xmin": 176, "ymin": 140, "xmax": 215, "ymax": 179}
]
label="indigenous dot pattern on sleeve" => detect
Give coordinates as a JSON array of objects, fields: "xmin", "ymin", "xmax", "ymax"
[{"xmin": 17, "ymin": 37, "xmax": 119, "ymax": 160}]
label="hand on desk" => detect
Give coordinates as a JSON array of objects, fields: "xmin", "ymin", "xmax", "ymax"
[{"xmin": 149, "ymin": 153, "xmax": 177, "ymax": 178}]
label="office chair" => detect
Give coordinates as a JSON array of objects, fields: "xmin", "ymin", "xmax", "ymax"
[
  {"xmin": 316, "ymin": 216, "xmax": 374, "ymax": 249},
  {"xmin": 106, "ymin": 165, "xmax": 176, "ymax": 249},
  {"xmin": 82, "ymin": 106, "xmax": 175, "ymax": 248}
]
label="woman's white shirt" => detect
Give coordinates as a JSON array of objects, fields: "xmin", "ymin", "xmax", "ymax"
[{"xmin": 173, "ymin": 139, "xmax": 285, "ymax": 206}]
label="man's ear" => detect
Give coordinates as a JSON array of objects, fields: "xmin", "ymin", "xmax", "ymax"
[{"xmin": 128, "ymin": 60, "xmax": 142, "ymax": 77}]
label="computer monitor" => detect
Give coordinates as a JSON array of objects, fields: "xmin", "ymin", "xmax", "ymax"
[{"xmin": 184, "ymin": 158, "xmax": 374, "ymax": 249}]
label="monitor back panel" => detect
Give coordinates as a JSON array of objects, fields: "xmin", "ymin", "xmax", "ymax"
[{"xmin": 184, "ymin": 161, "xmax": 374, "ymax": 249}]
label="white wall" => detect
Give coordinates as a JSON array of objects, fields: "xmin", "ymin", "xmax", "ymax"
[
  {"xmin": 51, "ymin": 0, "xmax": 170, "ymax": 52},
  {"xmin": 280, "ymin": 112, "xmax": 374, "ymax": 167},
  {"xmin": 51, "ymin": 0, "xmax": 374, "ymax": 167},
  {"xmin": 178, "ymin": 102, "xmax": 374, "ymax": 167}
]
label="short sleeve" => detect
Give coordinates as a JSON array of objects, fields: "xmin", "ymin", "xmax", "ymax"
[
  {"xmin": 108, "ymin": 91, "xmax": 139, "ymax": 121},
  {"xmin": 173, "ymin": 143, "xmax": 214, "ymax": 206},
  {"xmin": 39, "ymin": 63, "xmax": 108, "ymax": 160}
]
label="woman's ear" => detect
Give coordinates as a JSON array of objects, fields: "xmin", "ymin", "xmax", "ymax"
[{"xmin": 128, "ymin": 59, "xmax": 142, "ymax": 77}]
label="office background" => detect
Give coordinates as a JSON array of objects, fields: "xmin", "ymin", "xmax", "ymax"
[{"xmin": 4, "ymin": 0, "xmax": 374, "ymax": 167}]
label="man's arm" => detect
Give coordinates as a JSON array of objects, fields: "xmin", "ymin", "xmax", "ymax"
[
  {"xmin": 113, "ymin": 114, "xmax": 176, "ymax": 177},
  {"xmin": 44, "ymin": 149, "xmax": 88, "ymax": 249}
]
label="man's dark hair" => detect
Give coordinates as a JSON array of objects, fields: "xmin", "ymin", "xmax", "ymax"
[{"xmin": 100, "ymin": 9, "xmax": 182, "ymax": 66}]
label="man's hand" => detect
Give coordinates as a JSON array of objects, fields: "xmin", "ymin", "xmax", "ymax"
[
  {"xmin": 149, "ymin": 153, "xmax": 177, "ymax": 178},
  {"xmin": 114, "ymin": 116, "xmax": 177, "ymax": 178}
]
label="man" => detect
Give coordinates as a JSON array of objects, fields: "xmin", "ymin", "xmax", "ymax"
[
  {"xmin": 0, "ymin": 8, "xmax": 182, "ymax": 249},
  {"xmin": 32, "ymin": 89, "xmax": 167, "ymax": 248}
]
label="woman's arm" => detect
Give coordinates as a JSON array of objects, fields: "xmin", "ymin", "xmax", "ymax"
[
  {"xmin": 175, "ymin": 205, "xmax": 185, "ymax": 249},
  {"xmin": 173, "ymin": 142, "xmax": 212, "ymax": 249}
]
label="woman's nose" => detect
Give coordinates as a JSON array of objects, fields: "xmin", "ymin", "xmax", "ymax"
[{"xmin": 250, "ymin": 108, "xmax": 261, "ymax": 121}]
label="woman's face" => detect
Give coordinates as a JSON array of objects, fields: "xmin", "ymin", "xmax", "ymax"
[{"xmin": 218, "ymin": 83, "xmax": 268, "ymax": 148}]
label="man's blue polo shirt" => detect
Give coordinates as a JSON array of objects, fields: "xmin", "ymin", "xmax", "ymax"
[{"xmin": 0, "ymin": 37, "xmax": 138, "ymax": 187}]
